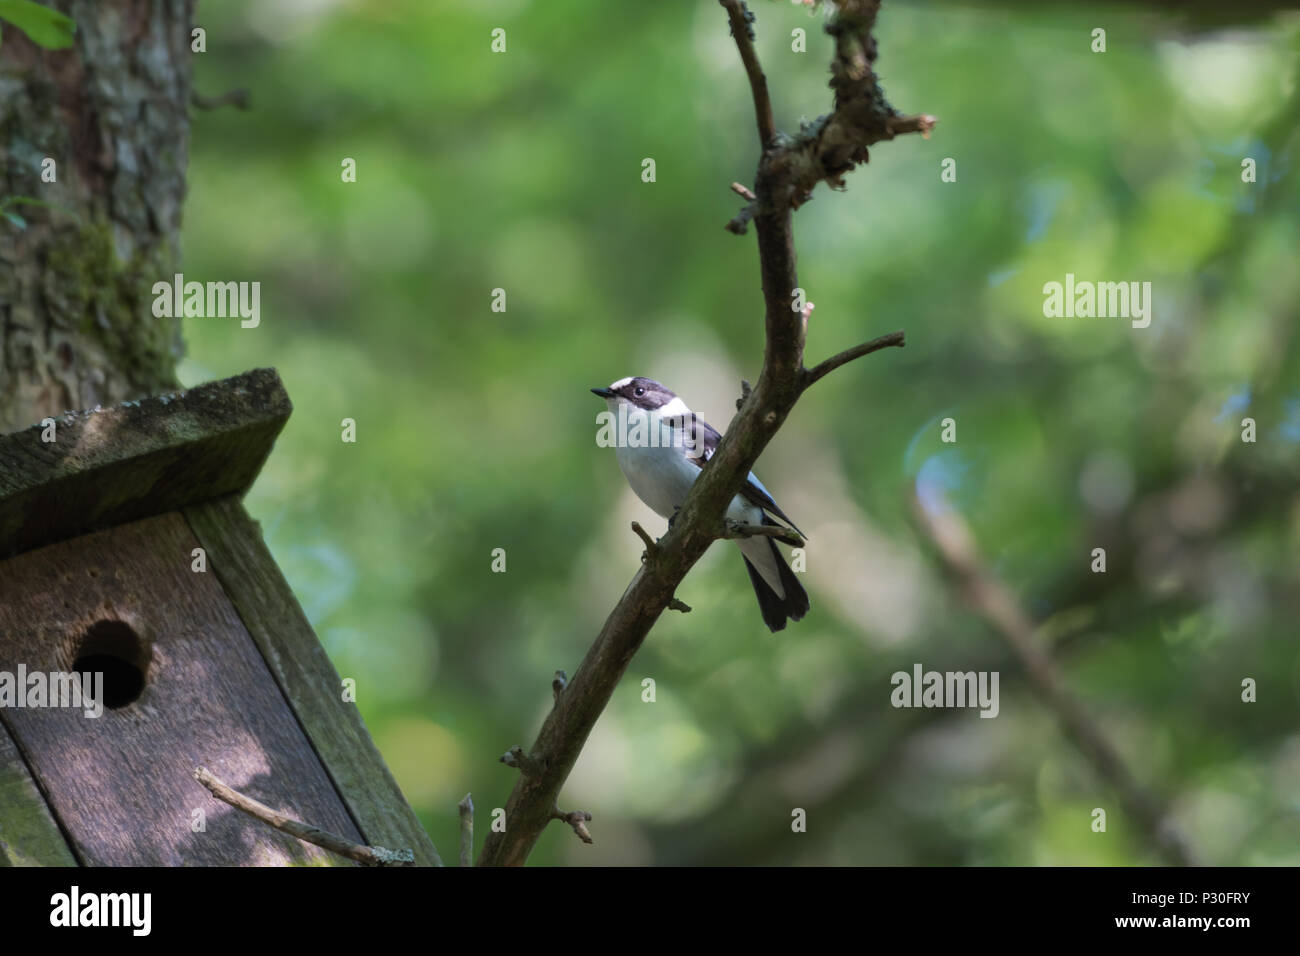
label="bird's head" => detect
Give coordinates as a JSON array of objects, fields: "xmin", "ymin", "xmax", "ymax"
[{"xmin": 590, "ymin": 376, "xmax": 679, "ymax": 412}]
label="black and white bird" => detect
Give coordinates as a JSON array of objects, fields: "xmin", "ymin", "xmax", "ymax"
[{"xmin": 592, "ymin": 376, "xmax": 809, "ymax": 632}]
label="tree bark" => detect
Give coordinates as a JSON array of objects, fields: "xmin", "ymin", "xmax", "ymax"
[{"xmin": 0, "ymin": 0, "xmax": 194, "ymax": 433}]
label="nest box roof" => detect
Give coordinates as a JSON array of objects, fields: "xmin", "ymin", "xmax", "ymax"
[{"xmin": 0, "ymin": 368, "xmax": 291, "ymax": 560}]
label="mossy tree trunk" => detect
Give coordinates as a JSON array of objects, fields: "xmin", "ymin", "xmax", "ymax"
[{"xmin": 0, "ymin": 0, "xmax": 194, "ymax": 433}]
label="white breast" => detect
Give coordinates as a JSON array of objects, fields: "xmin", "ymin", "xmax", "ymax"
[
  {"xmin": 614, "ymin": 426, "xmax": 698, "ymax": 518},
  {"xmin": 613, "ymin": 406, "xmax": 764, "ymax": 527}
]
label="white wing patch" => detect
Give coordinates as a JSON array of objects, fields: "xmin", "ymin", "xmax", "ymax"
[{"xmin": 657, "ymin": 396, "xmax": 691, "ymax": 418}]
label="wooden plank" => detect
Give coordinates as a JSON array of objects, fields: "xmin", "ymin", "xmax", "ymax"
[
  {"xmin": 0, "ymin": 368, "xmax": 290, "ymax": 560},
  {"xmin": 0, "ymin": 512, "xmax": 363, "ymax": 866},
  {"xmin": 0, "ymin": 721, "xmax": 79, "ymax": 866},
  {"xmin": 185, "ymin": 496, "xmax": 443, "ymax": 866}
]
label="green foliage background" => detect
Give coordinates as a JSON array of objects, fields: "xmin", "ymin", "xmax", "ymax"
[{"xmin": 178, "ymin": 0, "xmax": 1300, "ymax": 865}]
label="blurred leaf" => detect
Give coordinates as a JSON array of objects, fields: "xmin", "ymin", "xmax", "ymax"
[{"xmin": 0, "ymin": 0, "xmax": 75, "ymax": 50}]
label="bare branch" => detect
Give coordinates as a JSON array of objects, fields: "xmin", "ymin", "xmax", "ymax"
[
  {"xmin": 908, "ymin": 495, "xmax": 1199, "ymax": 867},
  {"xmin": 802, "ymin": 330, "xmax": 906, "ymax": 389},
  {"xmin": 768, "ymin": 1, "xmax": 937, "ymax": 211},
  {"xmin": 458, "ymin": 793, "xmax": 474, "ymax": 867},
  {"xmin": 478, "ymin": 0, "xmax": 919, "ymax": 867},
  {"xmin": 719, "ymin": 1, "xmax": 776, "ymax": 147},
  {"xmin": 193, "ymin": 767, "xmax": 414, "ymax": 867},
  {"xmin": 551, "ymin": 807, "xmax": 595, "ymax": 845}
]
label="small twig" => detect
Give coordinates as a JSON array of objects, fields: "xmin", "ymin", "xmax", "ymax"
[
  {"xmin": 719, "ymin": 1, "xmax": 775, "ymax": 147},
  {"xmin": 193, "ymin": 766, "xmax": 414, "ymax": 866},
  {"xmin": 908, "ymin": 495, "xmax": 1199, "ymax": 867},
  {"xmin": 887, "ymin": 113, "xmax": 938, "ymax": 139},
  {"xmin": 667, "ymin": 596, "xmax": 692, "ymax": 613},
  {"xmin": 190, "ymin": 88, "xmax": 251, "ymax": 111},
  {"xmin": 730, "ymin": 181, "xmax": 757, "ymax": 202},
  {"xmin": 499, "ymin": 745, "xmax": 544, "ymax": 775},
  {"xmin": 736, "ymin": 380, "xmax": 753, "ymax": 411},
  {"xmin": 458, "ymin": 793, "xmax": 474, "ymax": 867},
  {"xmin": 725, "ymin": 203, "xmax": 757, "ymax": 235},
  {"xmin": 726, "ymin": 182, "xmax": 759, "ymax": 233},
  {"xmin": 551, "ymin": 806, "xmax": 594, "ymax": 845},
  {"xmin": 723, "ymin": 521, "xmax": 805, "ymax": 548},
  {"xmin": 552, "ymin": 670, "xmax": 568, "ymax": 701},
  {"xmin": 802, "ymin": 330, "xmax": 906, "ymax": 390},
  {"xmin": 631, "ymin": 521, "xmax": 659, "ymax": 560}
]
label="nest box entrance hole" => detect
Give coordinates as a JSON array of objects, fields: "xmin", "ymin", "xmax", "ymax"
[{"xmin": 70, "ymin": 619, "xmax": 151, "ymax": 709}]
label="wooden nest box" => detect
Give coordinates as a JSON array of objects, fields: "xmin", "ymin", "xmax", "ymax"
[{"xmin": 0, "ymin": 369, "xmax": 439, "ymax": 866}]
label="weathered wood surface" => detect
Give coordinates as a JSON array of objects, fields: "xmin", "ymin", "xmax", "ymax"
[
  {"xmin": 0, "ymin": 723, "xmax": 78, "ymax": 867},
  {"xmin": 0, "ymin": 368, "xmax": 290, "ymax": 560},
  {"xmin": 0, "ymin": 511, "xmax": 363, "ymax": 866},
  {"xmin": 186, "ymin": 496, "xmax": 443, "ymax": 866}
]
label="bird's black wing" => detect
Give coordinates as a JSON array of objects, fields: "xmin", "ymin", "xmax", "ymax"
[{"xmin": 663, "ymin": 412, "xmax": 806, "ymax": 539}]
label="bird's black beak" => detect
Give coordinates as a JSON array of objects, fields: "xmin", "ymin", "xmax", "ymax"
[{"xmin": 591, "ymin": 387, "xmax": 615, "ymax": 398}]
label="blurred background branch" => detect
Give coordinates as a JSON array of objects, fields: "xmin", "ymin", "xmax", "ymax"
[{"xmin": 909, "ymin": 492, "xmax": 1200, "ymax": 866}]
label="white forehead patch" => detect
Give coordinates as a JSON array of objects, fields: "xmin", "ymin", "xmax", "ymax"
[{"xmin": 610, "ymin": 376, "xmax": 635, "ymax": 390}]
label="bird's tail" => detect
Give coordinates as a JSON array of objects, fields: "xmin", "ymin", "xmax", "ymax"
[{"xmin": 738, "ymin": 532, "xmax": 809, "ymax": 633}]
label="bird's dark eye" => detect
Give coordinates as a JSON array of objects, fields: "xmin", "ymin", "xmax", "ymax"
[{"xmin": 634, "ymin": 387, "xmax": 645, "ymax": 396}]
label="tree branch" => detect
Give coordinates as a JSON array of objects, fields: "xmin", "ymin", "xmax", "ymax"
[
  {"xmin": 193, "ymin": 767, "xmax": 414, "ymax": 867},
  {"xmin": 766, "ymin": 1, "xmax": 937, "ymax": 212},
  {"xmin": 907, "ymin": 495, "xmax": 1200, "ymax": 867},
  {"xmin": 478, "ymin": 0, "xmax": 925, "ymax": 867},
  {"xmin": 802, "ymin": 330, "xmax": 906, "ymax": 389},
  {"xmin": 719, "ymin": 1, "xmax": 776, "ymax": 147}
]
